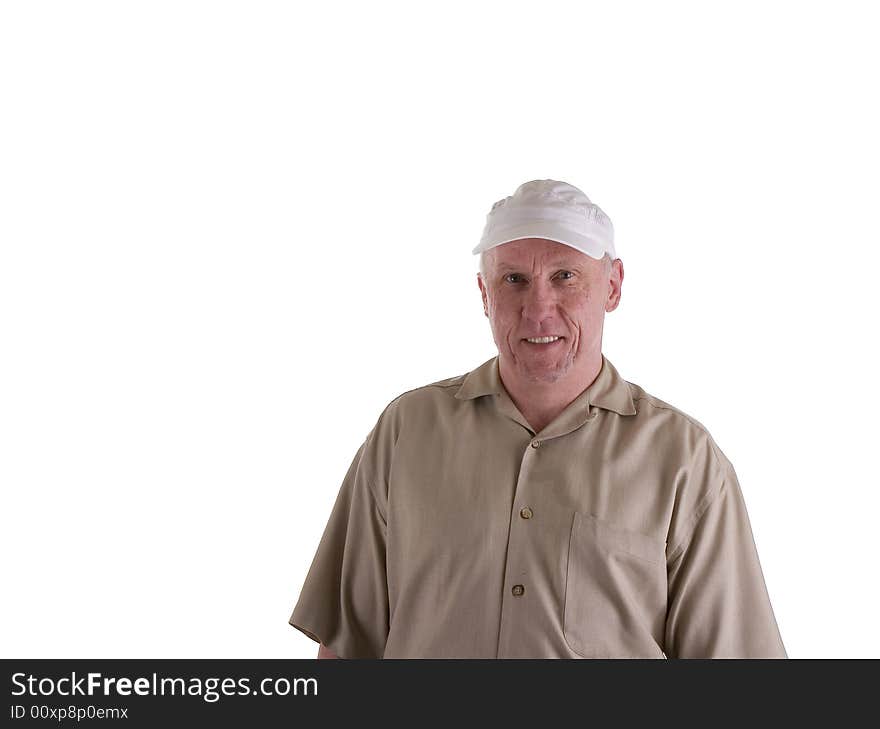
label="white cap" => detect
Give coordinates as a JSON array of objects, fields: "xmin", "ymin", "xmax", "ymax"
[{"xmin": 473, "ymin": 179, "xmax": 616, "ymax": 260}]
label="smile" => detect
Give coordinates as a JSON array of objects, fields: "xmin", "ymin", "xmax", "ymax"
[{"xmin": 523, "ymin": 336, "xmax": 563, "ymax": 344}]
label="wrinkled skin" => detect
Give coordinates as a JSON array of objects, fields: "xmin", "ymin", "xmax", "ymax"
[{"xmin": 477, "ymin": 237, "xmax": 624, "ymax": 433}]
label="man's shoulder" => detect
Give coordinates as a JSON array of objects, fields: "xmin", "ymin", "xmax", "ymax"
[
  {"xmin": 362, "ymin": 366, "xmax": 471, "ymax": 427},
  {"xmin": 423, "ymin": 371, "xmax": 471, "ymax": 391},
  {"xmin": 357, "ymin": 367, "xmax": 472, "ymax": 449},
  {"xmin": 381, "ymin": 369, "xmax": 470, "ymax": 412},
  {"xmin": 626, "ymin": 379, "xmax": 712, "ymax": 433},
  {"xmin": 623, "ymin": 376, "xmax": 732, "ymax": 471}
]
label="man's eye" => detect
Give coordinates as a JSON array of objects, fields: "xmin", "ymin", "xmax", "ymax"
[
  {"xmin": 557, "ymin": 271, "xmax": 574, "ymax": 280},
  {"xmin": 504, "ymin": 274, "xmax": 524, "ymax": 283}
]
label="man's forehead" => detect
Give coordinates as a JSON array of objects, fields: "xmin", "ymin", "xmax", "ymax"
[{"xmin": 490, "ymin": 239, "xmax": 592, "ymax": 269}]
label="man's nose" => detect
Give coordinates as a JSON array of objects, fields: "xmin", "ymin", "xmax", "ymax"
[{"xmin": 521, "ymin": 280, "xmax": 557, "ymax": 322}]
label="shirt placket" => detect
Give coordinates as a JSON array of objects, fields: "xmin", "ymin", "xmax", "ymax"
[
  {"xmin": 495, "ymin": 433, "xmax": 545, "ymax": 658},
  {"xmin": 491, "ymin": 381, "xmax": 596, "ymax": 658}
]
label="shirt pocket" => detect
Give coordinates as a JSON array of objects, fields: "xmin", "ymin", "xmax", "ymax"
[{"xmin": 563, "ymin": 510, "xmax": 668, "ymax": 658}]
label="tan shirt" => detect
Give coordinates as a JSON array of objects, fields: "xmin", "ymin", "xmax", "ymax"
[{"xmin": 289, "ymin": 354, "xmax": 787, "ymax": 658}]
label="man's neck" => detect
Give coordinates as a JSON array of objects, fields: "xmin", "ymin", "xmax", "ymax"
[{"xmin": 498, "ymin": 354, "xmax": 602, "ymax": 435}]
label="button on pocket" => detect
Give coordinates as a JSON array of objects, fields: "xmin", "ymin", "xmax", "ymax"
[{"xmin": 562, "ymin": 511, "xmax": 667, "ymax": 658}]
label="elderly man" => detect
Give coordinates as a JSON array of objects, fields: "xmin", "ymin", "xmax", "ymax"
[{"xmin": 289, "ymin": 179, "xmax": 786, "ymax": 659}]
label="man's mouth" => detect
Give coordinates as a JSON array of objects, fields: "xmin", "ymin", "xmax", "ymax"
[{"xmin": 522, "ymin": 336, "xmax": 563, "ymax": 345}]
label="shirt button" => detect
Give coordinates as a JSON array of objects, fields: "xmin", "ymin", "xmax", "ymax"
[
  {"xmin": 511, "ymin": 584, "xmax": 525, "ymax": 596},
  {"xmin": 530, "ymin": 439, "xmax": 541, "ymax": 448},
  {"xmin": 520, "ymin": 506, "xmax": 533, "ymax": 519}
]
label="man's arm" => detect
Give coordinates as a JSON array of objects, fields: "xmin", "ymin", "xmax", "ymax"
[
  {"xmin": 288, "ymin": 426, "xmax": 392, "ymax": 659},
  {"xmin": 664, "ymin": 453, "xmax": 786, "ymax": 658},
  {"xmin": 317, "ymin": 642, "xmax": 339, "ymax": 659}
]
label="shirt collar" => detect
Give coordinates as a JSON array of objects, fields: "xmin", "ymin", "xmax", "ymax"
[{"xmin": 454, "ymin": 353, "xmax": 636, "ymax": 433}]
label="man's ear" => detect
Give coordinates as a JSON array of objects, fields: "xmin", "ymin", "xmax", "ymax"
[
  {"xmin": 605, "ymin": 258, "xmax": 624, "ymax": 312},
  {"xmin": 477, "ymin": 273, "xmax": 489, "ymax": 317}
]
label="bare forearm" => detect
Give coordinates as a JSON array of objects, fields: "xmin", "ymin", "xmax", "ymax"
[{"xmin": 317, "ymin": 642, "xmax": 339, "ymax": 659}]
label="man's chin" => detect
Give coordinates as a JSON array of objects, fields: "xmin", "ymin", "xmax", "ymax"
[{"xmin": 518, "ymin": 359, "xmax": 569, "ymax": 384}]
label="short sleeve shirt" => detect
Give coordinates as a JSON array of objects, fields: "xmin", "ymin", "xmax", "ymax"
[{"xmin": 288, "ymin": 354, "xmax": 787, "ymax": 658}]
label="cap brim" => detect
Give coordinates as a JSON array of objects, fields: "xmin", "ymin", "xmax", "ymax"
[{"xmin": 472, "ymin": 221, "xmax": 613, "ymax": 259}]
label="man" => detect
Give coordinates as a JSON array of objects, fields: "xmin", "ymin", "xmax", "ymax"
[{"xmin": 289, "ymin": 179, "xmax": 787, "ymax": 659}]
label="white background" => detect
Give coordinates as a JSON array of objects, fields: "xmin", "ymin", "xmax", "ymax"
[{"xmin": 1, "ymin": 1, "xmax": 878, "ymax": 659}]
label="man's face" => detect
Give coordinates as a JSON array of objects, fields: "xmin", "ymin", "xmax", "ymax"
[{"xmin": 477, "ymin": 238, "xmax": 623, "ymax": 385}]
